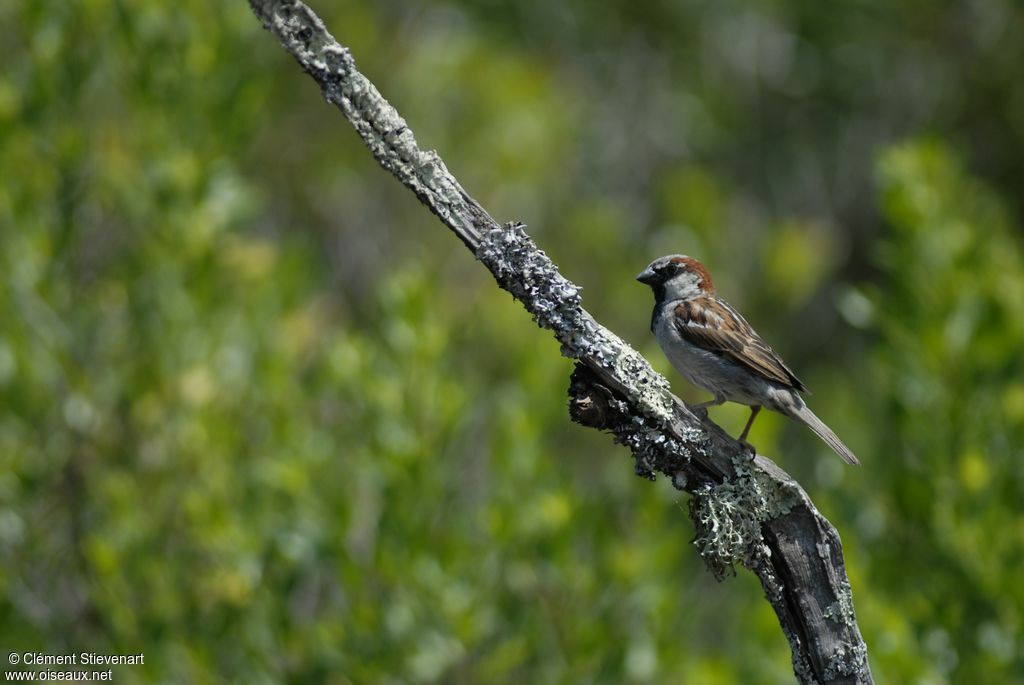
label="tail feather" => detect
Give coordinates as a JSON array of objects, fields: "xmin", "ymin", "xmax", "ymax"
[{"xmin": 790, "ymin": 404, "xmax": 861, "ymax": 466}]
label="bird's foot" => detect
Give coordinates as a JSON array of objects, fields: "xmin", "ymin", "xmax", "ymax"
[
  {"xmin": 738, "ymin": 439, "xmax": 757, "ymax": 462},
  {"xmin": 689, "ymin": 404, "xmax": 709, "ymax": 419}
]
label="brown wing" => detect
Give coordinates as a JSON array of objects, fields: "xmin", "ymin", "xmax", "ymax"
[{"xmin": 673, "ymin": 297, "xmax": 808, "ymax": 392}]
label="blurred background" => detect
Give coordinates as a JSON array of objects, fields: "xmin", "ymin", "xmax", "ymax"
[{"xmin": 2, "ymin": 0, "xmax": 1023, "ymax": 683}]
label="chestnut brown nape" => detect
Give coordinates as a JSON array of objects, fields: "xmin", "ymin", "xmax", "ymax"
[{"xmin": 669, "ymin": 256, "xmax": 714, "ymax": 293}]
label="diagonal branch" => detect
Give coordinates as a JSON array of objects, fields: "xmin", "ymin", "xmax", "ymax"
[{"xmin": 247, "ymin": 2, "xmax": 874, "ymax": 682}]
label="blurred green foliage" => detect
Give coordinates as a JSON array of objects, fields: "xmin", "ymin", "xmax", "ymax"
[{"xmin": 1, "ymin": 0, "xmax": 1023, "ymax": 683}]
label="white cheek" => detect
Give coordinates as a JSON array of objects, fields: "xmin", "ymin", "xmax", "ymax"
[{"xmin": 662, "ymin": 274, "xmax": 702, "ymax": 301}]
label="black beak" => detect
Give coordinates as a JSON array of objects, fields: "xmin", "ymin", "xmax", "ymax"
[{"xmin": 636, "ymin": 267, "xmax": 658, "ymax": 285}]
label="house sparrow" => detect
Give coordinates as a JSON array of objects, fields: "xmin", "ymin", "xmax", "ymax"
[{"xmin": 637, "ymin": 255, "xmax": 860, "ymax": 465}]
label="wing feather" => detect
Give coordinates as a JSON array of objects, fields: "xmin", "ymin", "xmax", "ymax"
[{"xmin": 673, "ymin": 298, "xmax": 808, "ymax": 392}]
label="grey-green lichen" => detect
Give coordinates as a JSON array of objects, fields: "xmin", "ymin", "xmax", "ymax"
[
  {"xmin": 475, "ymin": 222, "xmax": 584, "ymax": 335},
  {"xmin": 752, "ymin": 561, "xmax": 821, "ymax": 684},
  {"xmin": 824, "ymin": 579, "xmax": 857, "ymax": 625},
  {"xmin": 251, "ymin": 0, "xmax": 485, "ymax": 249},
  {"xmin": 576, "ymin": 376, "xmax": 698, "ymax": 481},
  {"xmin": 823, "ymin": 642, "xmax": 869, "ymax": 681},
  {"xmin": 689, "ymin": 453, "xmax": 800, "ymax": 579},
  {"xmin": 612, "ymin": 346, "xmax": 676, "ymax": 424},
  {"xmin": 476, "ymin": 223, "xmax": 678, "ymax": 423},
  {"xmin": 790, "ymin": 646, "xmax": 819, "ymax": 685}
]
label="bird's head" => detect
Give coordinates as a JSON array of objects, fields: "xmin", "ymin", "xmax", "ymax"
[{"xmin": 636, "ymin": 255, "xmax": 715, "ymax": 301}]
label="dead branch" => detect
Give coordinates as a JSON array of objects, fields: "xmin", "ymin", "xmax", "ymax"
[{"xmin": 247, "ymin": 2, "xmax": 873, "ymax": 682}]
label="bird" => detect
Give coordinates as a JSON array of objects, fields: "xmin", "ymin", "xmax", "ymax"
[{"xmin": 636, "ymin": 254, "xmax": 860, "ymax": 465}]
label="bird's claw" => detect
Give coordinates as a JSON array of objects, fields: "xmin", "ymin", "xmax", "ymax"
[{"xmin": 738, "ymin": 440, "xmax": 757, "ymax": 462}]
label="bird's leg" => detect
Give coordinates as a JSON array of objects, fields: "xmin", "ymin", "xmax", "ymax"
[
  {"xmin": 688, "ymin": 395, "xmax": 725, "ymax": 419},
  {"xmin": 691, "ymin": 395, "xmax": 726, "ymax": 410},
  {"xmin": 737, "ymin": 405, "xmax": 761, "ymax": 459},
  {"xmin": 738, "ymin": 405, "xmax": 761, "ymax": 442}
]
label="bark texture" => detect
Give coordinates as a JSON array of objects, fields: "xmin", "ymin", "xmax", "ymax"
[{"xmin": 248, "ymin": 2, "xmax": 873, "ymax": 682}]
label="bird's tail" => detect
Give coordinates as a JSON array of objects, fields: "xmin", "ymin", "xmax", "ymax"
[{"xmin": 789, "ymin": 404, "xmax": 861, "ymax": 466}]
